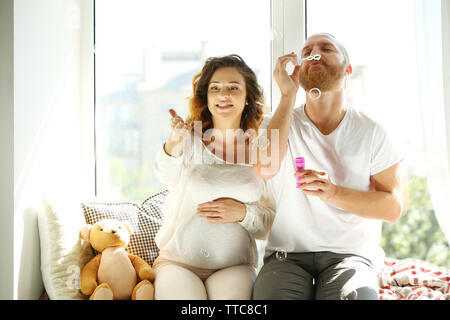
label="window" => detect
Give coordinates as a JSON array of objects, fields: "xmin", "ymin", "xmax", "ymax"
[
  {"xmin": 94, "ymin": 0, "xmax": 271, "ymax": 200},
  {"xmin": 307, "ymin": 0, "xmax": 450, "ymax": 267},
  {"xmin": 93, "ymin": 0, "xmax": 449, "ymax": 268}
]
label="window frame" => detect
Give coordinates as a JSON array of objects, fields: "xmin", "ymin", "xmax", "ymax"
[
  {"xmin": 80, "ymin": 0, "xmax": 96, "ymax": 198},
  {"xmin": 271, "ymin": 0, "xmax": 306, "ymax": 109},
  {"xmin": 83, "ymin": 0, "xmax": 306, "ymax": 197}
]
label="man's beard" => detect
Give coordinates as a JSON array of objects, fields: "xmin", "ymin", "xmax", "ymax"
[{"xmin": 299, "ymin": 62, "xmax": 346, "ymax": 92}]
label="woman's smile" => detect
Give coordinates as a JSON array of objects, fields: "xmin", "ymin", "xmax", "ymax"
[{"xmin": 215, "ymin": 102, "xmax": 234, "ymax": 110}]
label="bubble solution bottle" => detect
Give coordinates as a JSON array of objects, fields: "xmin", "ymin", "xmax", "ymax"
[{"xmin": 295, "ymin": 157, "xmax": 305, "ymax": 188}]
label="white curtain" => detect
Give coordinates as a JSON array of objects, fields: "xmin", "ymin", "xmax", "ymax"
[{"xmin": 415, "ymin": 0, "xmax": 450, "ymax": 243}]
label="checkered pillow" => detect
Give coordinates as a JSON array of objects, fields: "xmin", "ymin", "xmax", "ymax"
[
  {"xmin": 81, "ymin": 190, "xmax": 168, "ymax": 266},
  {"xmin": 141, "ymin": 189, "xmax": 168, "ymax": 221}
]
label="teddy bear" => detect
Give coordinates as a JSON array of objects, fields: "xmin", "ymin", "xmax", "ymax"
[{"xmin": 79, "ymin": 218, "xmax": 155, "ymax": 300}]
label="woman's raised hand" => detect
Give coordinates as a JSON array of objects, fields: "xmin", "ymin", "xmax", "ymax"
[
  {"xmin": 164, "ymin": 109, "xmax": 193, "ymax": 157},
  {"xmin": 169, "ymin": 109, "xmax": 192, "ymax": 138}
]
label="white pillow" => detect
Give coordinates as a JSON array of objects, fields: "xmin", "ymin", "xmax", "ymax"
[{"xmin": 38, "ymin": 195, "xmax": 94, "ymax": 300}]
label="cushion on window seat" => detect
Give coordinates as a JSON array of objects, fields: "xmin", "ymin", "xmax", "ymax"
[
  {"xmin": 81, "ymin": 189, "xmax": 167, "ymax": 266},
  {"xmin": 38, "ymin": 189, "xmax": 168, "ymax": 300}
]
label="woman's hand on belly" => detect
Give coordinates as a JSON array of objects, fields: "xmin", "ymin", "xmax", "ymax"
[{"xmin": 197, "ymin": 198, "xmax": 246, "ymax": 223}]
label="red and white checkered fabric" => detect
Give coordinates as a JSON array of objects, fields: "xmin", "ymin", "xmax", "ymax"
[{"xmin": 378, "ymin": 257, "xmax": 450, "ymax": 300}]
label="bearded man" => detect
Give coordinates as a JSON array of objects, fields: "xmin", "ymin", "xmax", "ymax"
[{"xmin": 250, "ymin": 33, "xmax": 404, "ymax": 300}]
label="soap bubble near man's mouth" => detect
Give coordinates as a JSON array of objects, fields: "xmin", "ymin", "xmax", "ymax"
[{"xmin": 298, "ymin": 54, "xmax": 321, "ymax": 65}]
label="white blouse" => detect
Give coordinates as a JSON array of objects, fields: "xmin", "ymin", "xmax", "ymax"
[{"xmin": 154, "ymin": 134, "xmax": 275, "ymax": 269}]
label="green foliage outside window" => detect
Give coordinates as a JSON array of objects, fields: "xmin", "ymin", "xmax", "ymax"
[
  {"xmin": 109, "ymin": 157, "xmax": 154, "ymax": 201},
  {"xmin": 381, "ymin": 175, "xmax": 450, "ymax": 268}
]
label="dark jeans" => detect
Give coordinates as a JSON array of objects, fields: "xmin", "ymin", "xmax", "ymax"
[{"xmin": 253, "ymin": 251, "xmax": 379, "ymax": 300}]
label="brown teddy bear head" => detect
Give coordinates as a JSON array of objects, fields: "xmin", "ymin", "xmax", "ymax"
[{"xmin": 80, "ymin": 219, "xmax": 133, "ymax": 252}]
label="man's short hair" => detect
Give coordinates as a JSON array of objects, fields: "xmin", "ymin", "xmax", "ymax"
[{"xmin": 307, "ymin": 33, "xmax": 350, "ymax": 66}]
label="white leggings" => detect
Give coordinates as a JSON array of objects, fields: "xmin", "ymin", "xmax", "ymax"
[{"xmin": 153, "ymin": 257, "xmax": 256, "ymax": 300}]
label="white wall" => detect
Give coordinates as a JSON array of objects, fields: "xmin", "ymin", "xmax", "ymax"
[
  {"xmin": 0, "ymin": 0, "xmax": 15, "ymax": 300},
  {"xmin": 10, "ymin": 0, "xmax": 92, "ymax": 299}
]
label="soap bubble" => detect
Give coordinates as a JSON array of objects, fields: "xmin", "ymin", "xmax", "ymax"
[
  {"xmin": 309, "ymin": 54, "xmax": 322, "ymax": 61},
  {"xmin": 270, "ymin": 28, "xmax": 283, "ymax": 41},
  {"xmin": 340, "ymin": 289, "xmax": 358, "ymax": 300},
  {"xmin": 275, "ymin": 250, "xmax": 288, "ymax": 262},
  {"xmin": 286, "ymin": 62, "xmax": 295, "ymax": 75},
  {"xmin": 251, "ymin": 135, "xmax": 270, "ymax": 150},
  {"xmin": 66, "ymin": 6, "xmax": 81, "ymax": 30},
  {"xmin": 200, "ymin": 248, "xmax": 210, "ymax": 258},
  {"xmin": 309, "ymin": 88, "xmax": 322, "ymax": 100},
  {"xmin": 298, "ymin": 54, "xmax": 321, "ymax": 65}
]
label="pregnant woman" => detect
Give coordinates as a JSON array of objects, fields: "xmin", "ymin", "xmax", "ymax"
[{"xmin": 153, "ymin": 54, "xmax": 275, "ymax": 300}]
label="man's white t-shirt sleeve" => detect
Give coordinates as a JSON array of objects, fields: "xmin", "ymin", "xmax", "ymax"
[{"xmin": 370, "ymin": 123, "xmax": 403, "ymax": 176}]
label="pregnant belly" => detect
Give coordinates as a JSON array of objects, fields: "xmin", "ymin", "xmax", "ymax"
[{"xmin": 176, "ymin": 215, "xmax": 252, "ymax": 269}]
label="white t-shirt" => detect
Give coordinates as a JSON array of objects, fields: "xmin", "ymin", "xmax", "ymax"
[
  {"xmin": 261, "ymin": 104, "xmax": 402, "ymax": 270},
  {"xmin": 154, "ymin": 134, "xmax": 275, "ymax": 270}
]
